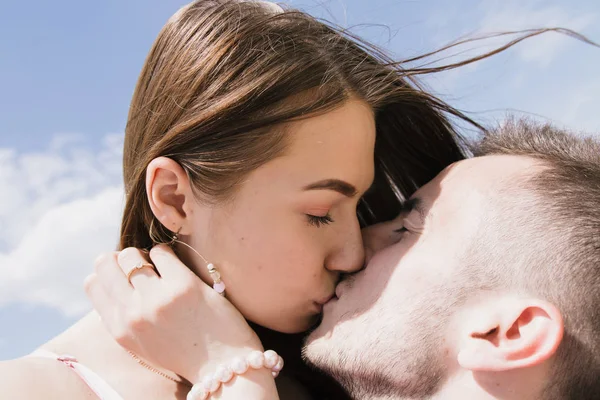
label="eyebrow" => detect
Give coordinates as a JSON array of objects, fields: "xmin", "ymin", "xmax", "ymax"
[
  {"xmin": 303, "ymin": 179, "xmax": 358, "ymax": 197},
  {"xmin": 399, "ymin": 197, "xmax": 427, "ymax": 224}
]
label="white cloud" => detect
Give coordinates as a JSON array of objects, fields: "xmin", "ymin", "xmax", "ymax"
[{"xmin": 0, "ymin": 134, "xmax": 125, "ymax": 316}]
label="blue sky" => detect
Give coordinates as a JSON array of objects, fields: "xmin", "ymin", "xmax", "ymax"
[{"xmin": 1, "ymin": 0, "xmax": 599, "ymax": 360}]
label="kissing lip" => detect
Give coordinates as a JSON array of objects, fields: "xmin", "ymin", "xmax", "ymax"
[
  {"xmin": 315, "ymin": 293, "xmax": 336, "ymax": 305},
  {"xmin": 335, "ymin": 282, "xmax": 345, "ymax": 299}
]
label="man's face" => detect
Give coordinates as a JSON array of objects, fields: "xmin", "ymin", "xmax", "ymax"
[{"xmin": 304, "ymin": 155, "xmax": 539, "ymax": 398}]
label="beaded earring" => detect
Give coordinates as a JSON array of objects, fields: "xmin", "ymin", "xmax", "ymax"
[{"xmin": 149, "ymin": 220, "xmax": 226, "ymax": 296}]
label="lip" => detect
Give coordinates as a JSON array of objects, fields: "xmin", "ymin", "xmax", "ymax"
[
  {"xmin": 315, "ymin": 293, "xmax": 336, "ymax": 305},
  {"xmin": 335, "ymin": 284, "xmax": 344, "ymax": 299}
]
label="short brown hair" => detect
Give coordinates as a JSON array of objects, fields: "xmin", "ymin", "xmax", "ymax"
[{"xmin": 473, "ymin": 119, "xmax": 600, "ymax": 399}]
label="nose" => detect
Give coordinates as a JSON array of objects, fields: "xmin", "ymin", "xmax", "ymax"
[
  {"xmin": 325, "ymin": 217, "xmax": 365, "ymax": 274},
  {"xmin": 361, "ymin": 220, "xmax": 399, "ymax": 265}
]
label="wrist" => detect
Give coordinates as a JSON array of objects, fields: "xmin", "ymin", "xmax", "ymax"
[
  {"xmin": 212, "ymin": 367, "xmax": 279, "ymax": 400},
  {"xmin": 187, "ymin": 349, "xmax": 283, "ymax": 400},
  {"xmin": 187, "ymin": 338, "xmax": 265, "ymax": 384}
]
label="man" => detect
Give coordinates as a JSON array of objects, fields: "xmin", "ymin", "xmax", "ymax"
[
  {"xmin": 304, "ymin": 119, "xmax": 600, "ymax": 399},
  {"xmin": 52, "ymin": 119, "xmax": 598, "ymax": 399}
]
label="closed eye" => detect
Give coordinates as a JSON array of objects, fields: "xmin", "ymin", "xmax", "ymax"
[{"xmin": 307, "ymin": 213, "xmax": 334, "ymax": 227}]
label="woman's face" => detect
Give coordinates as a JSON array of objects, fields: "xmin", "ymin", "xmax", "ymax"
[{"xmin": 186, "ymin": 98, "xmax": 376, "ymax": 333}]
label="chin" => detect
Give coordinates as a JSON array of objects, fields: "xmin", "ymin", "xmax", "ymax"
[
  {"xmin": 305, "ymin": 320, "xmax": 326, "ymax": 343},
  {"xmin": 303, "ymin": 314, "xmax": 338, "ymax": 361},
  {"xmin": 303, "ymin": 303, "xmax": 364, "ymax": 369},
  {"xmin": 302, "ymin": 328, "xmax": 336, "ymax": 374},
  {"xmin": 306, "ymin": 303, "xmax": 338, "ymax": 340}
]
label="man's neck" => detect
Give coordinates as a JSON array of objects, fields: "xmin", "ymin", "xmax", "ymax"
[
  {"xmin": 429, "ymin": 366, "xmax": 549, "ymax": 400},
  {"xmin": 351, "ymin": 365, "xmax": 550, "ymax": 400}
]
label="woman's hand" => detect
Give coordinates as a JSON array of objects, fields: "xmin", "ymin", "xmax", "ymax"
[{"xmin": 84, "ymin": 244, "xmax": 273, "ymax": 392}]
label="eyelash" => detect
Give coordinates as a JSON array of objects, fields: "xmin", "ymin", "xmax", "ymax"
[
  {"xmin": 394, "ymin": 227, "xmax": 408, "ymax": 234},
  {"xmin": 307, "ymin": 213, "xmax": 334, "ymax": 227}
]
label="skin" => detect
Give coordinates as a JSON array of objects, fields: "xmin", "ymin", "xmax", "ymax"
[
  {"xmin": 78, "ymin": 154, "xmax": 564, "ymax": 399},
  {"xmin": 0, "ymin": 99, "xmax": 375, "ymax": 400},
  {"xmin": 1, "ymin": 151, "xmax": 568, "ymax": 399},
  {"xmin": 305, "ymin": 155, "xmax": 564, "ymax": 399},
  {"xmin": 148, "ymin": 97, "xmax": 376, "ymax": 333}
]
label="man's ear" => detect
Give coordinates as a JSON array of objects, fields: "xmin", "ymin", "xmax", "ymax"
[
  {"xmin": 456, "ymin": 296, "xmax": 563, "ymax": 372},
  {"xmin": 146, "ymin": 157, "xmax": 196, "ymax": 235}
]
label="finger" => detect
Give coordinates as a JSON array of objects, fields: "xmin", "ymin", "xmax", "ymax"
[
  {"xmin": 93, "ymin": 252, "xmax": 133, "ymax": 298},
  {"xmin": 118, "ymin": 247, "xmax": 160, "ymax": 291},
  {"xmin": 149, "ymin": 244, "xmax": 202, "ymax": 283},
  {"xmin": 84, "ymin": 273, "xmax": 123, "ymax": 338}
]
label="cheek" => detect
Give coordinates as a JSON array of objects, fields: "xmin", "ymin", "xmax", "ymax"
[
  {"xmin": 211, "ymin": 206, "xmax": 326, "ymax": 293},
  {"xmin": 362, "ymin": 222, "xmax": 403, "ymax": 257},
  {"xmin": 346, "ymin": 240, "xmax": 418, "ymax": 306}
]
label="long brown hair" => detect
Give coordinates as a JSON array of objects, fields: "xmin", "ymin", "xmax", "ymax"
[
  {"xmin": 120, "ymin": 0, "xmax": 474, "ymax": 250},
  {"xmin": 120, "ymin": 2, "xmax": 598, "ymax": 249}
]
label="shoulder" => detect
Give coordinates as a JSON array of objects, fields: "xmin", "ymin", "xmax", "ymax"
[{"xmin": 0, "ymin": 357, "xmax": 97, "ymax": 399}]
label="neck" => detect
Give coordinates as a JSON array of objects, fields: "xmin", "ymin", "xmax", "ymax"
[
  {"xmin": 349, "ymin": 363, "xmax": 551, "ymax": 400},
  {"xmin": 430, "ymin": 365, "xmax": 550, "ymax": 400}
]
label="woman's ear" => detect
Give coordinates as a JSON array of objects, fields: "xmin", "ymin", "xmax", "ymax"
[
  {"xmin": 456, "ymin": 296, "xmax": 564, "ymax": 372},
  {"xmin": 146, "ymin": 157, "xmax": 196, "ymax": 235}
]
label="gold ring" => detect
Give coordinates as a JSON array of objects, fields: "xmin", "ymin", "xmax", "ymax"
[{"xmin": 126, "ymin": 262, "xmax": 155, "ymax": 284}]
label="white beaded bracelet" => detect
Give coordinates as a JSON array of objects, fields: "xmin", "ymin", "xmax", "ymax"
[{"xmin": 186, "ymin": 350, "xmax": 284, "ymax": 400}]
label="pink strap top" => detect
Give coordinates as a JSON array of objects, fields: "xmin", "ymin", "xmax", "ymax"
[{"xmin": 28, "ymin": 349, "xmax": 124, "ymax": 400}]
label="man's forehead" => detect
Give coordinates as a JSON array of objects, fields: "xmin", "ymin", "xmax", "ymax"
[
  {"xmin": 440, "ymin": 155, "xmax": 539, "ymax": 189},
  {"xmin": 468, "ymin": 154, "xmax": 539, "ymax": 174},
  {"xmin": 411, "ymin": 155, "xmax": 542, "ymax": 216}
]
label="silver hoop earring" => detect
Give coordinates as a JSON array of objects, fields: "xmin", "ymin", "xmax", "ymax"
[{"xmin": 149, "ymin": 219, "xmax": 226, "ymax": 296}]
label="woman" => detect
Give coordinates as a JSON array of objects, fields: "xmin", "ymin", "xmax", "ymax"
[{"xmin": 0, "ymin": 0, "xmax": 474, "ymax": 399}]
